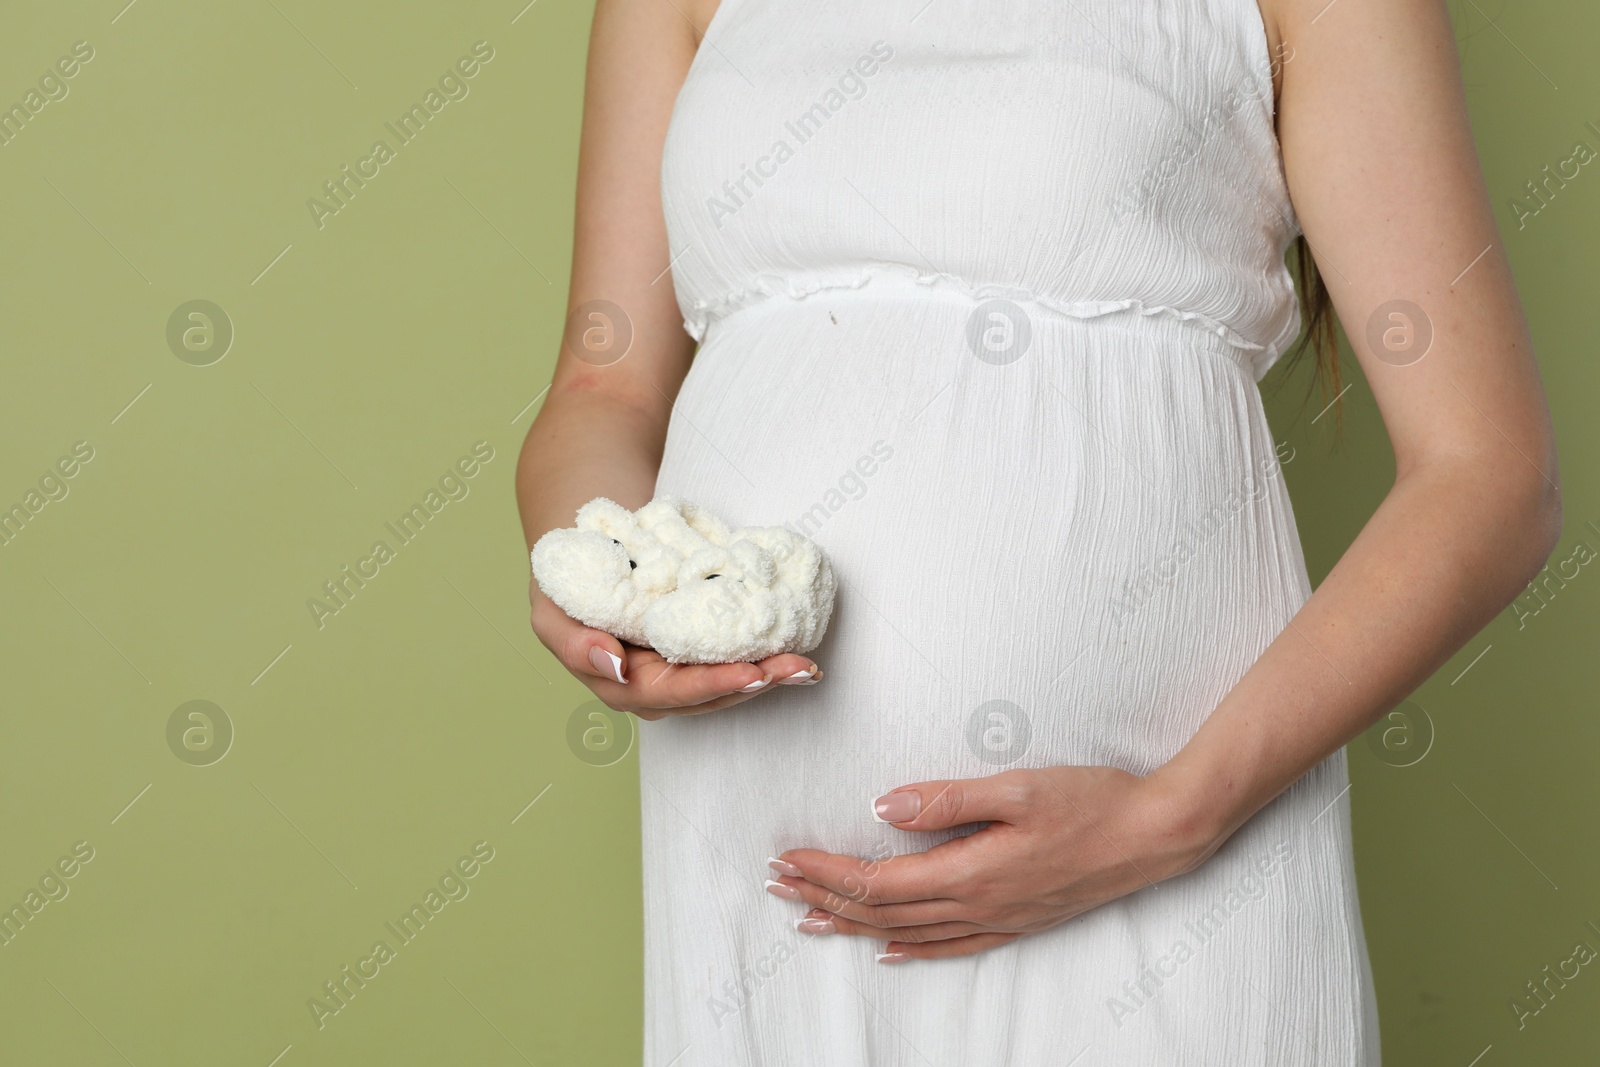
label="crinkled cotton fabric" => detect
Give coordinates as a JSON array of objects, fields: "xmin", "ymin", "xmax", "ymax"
[{"xmin": 641, "ymin": 0, "xmax": 1381, "ymax": 1062}]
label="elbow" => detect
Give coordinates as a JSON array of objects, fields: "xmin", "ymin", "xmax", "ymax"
[
  {"xmin": 1516, "ymin": 452, "xmax": 1564, "ymax": 582},
  {"xmin": 1532, "ymin": 474, "xmax": 1563, "ymax": 564},
  {"xmin": 1533, "ymin": 426, "xmax": 1563, "ymax": 555}
]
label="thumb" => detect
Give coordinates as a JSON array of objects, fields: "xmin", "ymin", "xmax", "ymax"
[
  {"xmin": 870, "ymin": 772, "xmax": 1025, "ymax": 830},
  {"xmin": 532, "ymin": 583, "xmax": 630, "ymax": 686},
  {"xmin": 576, "ymin": 630, "xmax": 628, "ymax": 685}
]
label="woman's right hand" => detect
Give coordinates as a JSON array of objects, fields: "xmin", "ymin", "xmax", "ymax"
[{"xmin": 528, "ymin": 577, "xmax": 822, "ymax": 720}]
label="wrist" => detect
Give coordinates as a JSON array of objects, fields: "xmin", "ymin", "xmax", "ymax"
[{"xmin": 1143, "ymin": 746, "xmax": 1254, "ymax": 867}]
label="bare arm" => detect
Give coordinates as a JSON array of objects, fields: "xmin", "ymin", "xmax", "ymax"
[
  {"xmin": 767, "ymin": 0, "xmax": 1561, "ymax": 963},
  {"xmin": 517, "ymin": 0, "xmax": 820, "ymax": 713},
  {"xmin": 1153, "ymin": 0, "xmax": 1562, "ymax": 846}
]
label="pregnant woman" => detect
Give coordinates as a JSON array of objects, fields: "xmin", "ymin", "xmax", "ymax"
[{"xmin": 517, "ymin": 0, "xmax": 1559, "ymax": 1062}]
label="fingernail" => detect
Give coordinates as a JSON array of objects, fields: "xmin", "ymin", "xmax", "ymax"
[
  {"xmin": 872, "ymin": 791, "xmax": 921, "ymax": 824},
  {"xmin": 795, "ymin": 916, "xmax": 835, "ymax": 934},
  {"xmin": 738, "ymin": 675, "xmax": 771, "ymax": 692},
  {"xmin": 764, "ymin": 879, "xmax": 800, "ymax": 900},
  {"xmin": 589, "ymin": 646, "xmax": 626, "ymax": 684},
  {"xmin": 877, "ymin": 951, "xmax": 910, "ymax": 964},
  {"xmin": 778, "ymin": 665, "xmax": 820, "ymax": 685},
  {"xmin": 767, "ymin": 857, "xmax": 803, "ymax": 878}
]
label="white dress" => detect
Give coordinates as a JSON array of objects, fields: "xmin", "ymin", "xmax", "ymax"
[{"xmin": 644, "ymin": 0, "xmax": 1381, "ymax": 1063}]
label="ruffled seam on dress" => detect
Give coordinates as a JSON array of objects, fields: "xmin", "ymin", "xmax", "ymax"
[{"xmin": 681, "ymin": 263, "xmax": 1269, "ymax": 355}]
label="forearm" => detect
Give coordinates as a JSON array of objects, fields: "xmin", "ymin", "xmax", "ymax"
[
  {"xmin": 514, "ymin": 383, "xmax": 669, "ymax": 552},
  {"xmin": 1152, "ymin": 454, "xmax": 1560, "ymax": 850}
]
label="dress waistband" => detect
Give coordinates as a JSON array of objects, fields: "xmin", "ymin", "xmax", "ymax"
[{"xmin": 680, "ymin": 263, "xmax": 1275, "ymax": 360}]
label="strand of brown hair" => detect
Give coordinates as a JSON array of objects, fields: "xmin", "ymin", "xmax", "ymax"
[{"xmin": 1286, "ymin": 234, "xmax": 1343, "ymax": 434}]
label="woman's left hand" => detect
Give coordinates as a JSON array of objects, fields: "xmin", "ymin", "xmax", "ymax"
[{"xmin": 765, "ymin": 766, "xmax": 1221, "ymax": 962}]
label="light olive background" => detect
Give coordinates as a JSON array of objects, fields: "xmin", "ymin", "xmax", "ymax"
[{"xmin": 0, "ymin": 1, "xmax": 1594, "ymax": 1064}]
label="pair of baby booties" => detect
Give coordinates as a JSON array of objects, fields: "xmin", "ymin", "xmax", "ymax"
[{"xmin": 530, "ymin": 496, "xmax": 837, "ymax": 665}]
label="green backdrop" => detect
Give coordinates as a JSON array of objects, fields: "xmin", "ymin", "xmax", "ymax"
[{"xmin": 0, "ymin": 1, "xmax": 1593, "ymax": 1063}]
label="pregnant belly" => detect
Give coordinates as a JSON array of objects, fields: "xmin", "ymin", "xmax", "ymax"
[{"xmin": 646, "ymin": 285, "xmax": 1309, "ymax": 853}]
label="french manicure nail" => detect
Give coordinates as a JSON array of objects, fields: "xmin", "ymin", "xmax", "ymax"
[
  {"xmin": 778, "ymin": 665, "xmax": 819, "ymax": 685},
  {"xmin": 795, "ymin": 916, "xmax": 835, "ymax": 934},
  {"xmin": 767, "ymin": 857, "xmax": 803, "ymax": 878},
  {"xmin": 872, "ymin": 791, "xmax": 921, "ymax": 824},
  {"xmin": 877, "ymin": 951, "xmax": 910, "ymax": 964},
  {"xmin": 738, "ymin": 675, "xmax": 771, "ymax": 692},
  {"xmin": 589, "ymin": 646, "xmax": 626, "ymax": 684},
  {"xmin": 763, "ymin": 879, "xmax": 800, "ymax": 900}
]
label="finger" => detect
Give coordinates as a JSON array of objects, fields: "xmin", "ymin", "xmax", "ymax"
[
  {"xmin": 612, "ymin": 653, "xmax": 828, "ymax": 716},
  {"xmin": 790, "ymin": 907, "xmax": 987, "ymax": 944},
  {"xmin": 870, "ymin": 769, "xmax": 1037, "ymax": 830},
  {"xmin": 587, "ymin": 638, "xmax": 631, "ymax": 685},
  {"xmin": 626, "ymin": 657, "xmax": 782, "ymax": 706},
  {"xmin": 546, "ymin": 645, "xmax": 765, "ymax": 718},
  {"xmin": 878, "ymin": 932, "xmax": 1023, "ymax": 963},
  {"xmin": 765, "ymin": 876, "xmax": 961, "ymax": 927},
  {"xmin": 531, "ymin": 594, "xmax": 633, "ymax": 686},
  {"xmin": 532, "ymin": 590, "xmax": 822, "ymax": 711},
  {"xmin": 755, "ymin": 652, "xmax": 824, "ymax": 686},
  {"xmin": 774, "ymin": 841, "xmax": 978, "ymax": 906},
  {"xmin": 629, "ymin": 652, "xmax": 820, "ymax": 705}
]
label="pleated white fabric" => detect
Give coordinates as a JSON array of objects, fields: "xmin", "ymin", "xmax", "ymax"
[{"xmin": 643, "ymin": 1, "xmax": 1381, "ymax": 1063}]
